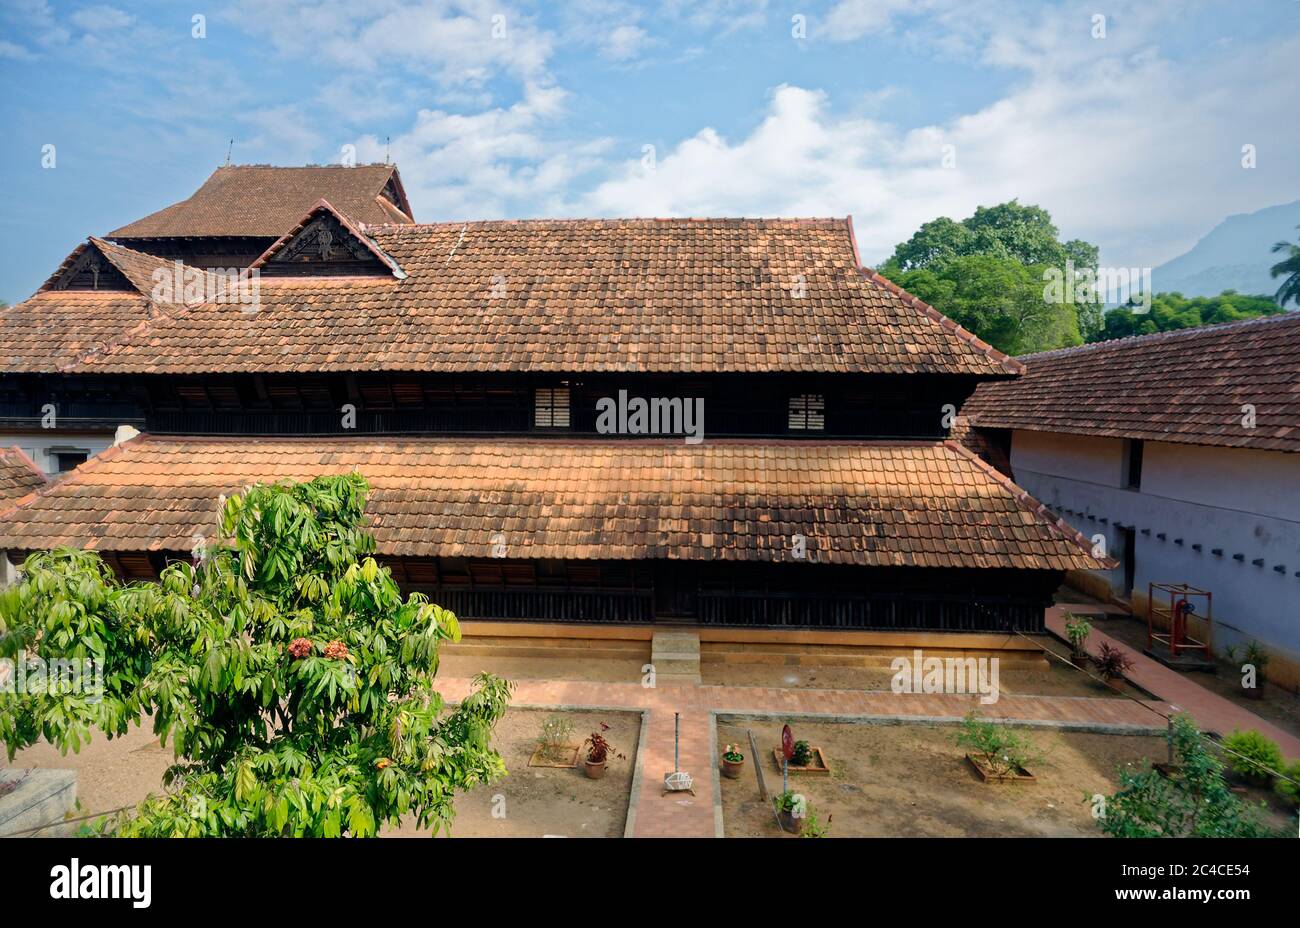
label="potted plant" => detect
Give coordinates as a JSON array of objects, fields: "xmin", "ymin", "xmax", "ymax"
[
  {"xmin": 1242, "ymin": 641, "xmax": 1269, "ymax": 700},
  {"xmin": 1064, "ymin": 614, "xmax": 1092, "ymax": 664},
  {"xmin": 790, "ymin": 740, "xmax": 813, "ymax": 767},
  {"xmin": 773, "ymin": 790, "xmax": 801, "ymax": 833},
  {"xmin": 581, "ymin": 727, "xmax": 623, "ymax": 779},
  {"xmin": 721, "ymin": 742, "xmax": 745, "ymax": 779},
  {"xmin": 1094, "ymin": 642, "xmax": 1133, "ymax": 691}
]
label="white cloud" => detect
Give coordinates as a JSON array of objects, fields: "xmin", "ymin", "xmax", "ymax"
[
  {"xmin": 353, "ymin": 84, "xmax": 611, "ymax": 220},
  {"xmin": 603, "ymin": 24, "xmax": 649, "ymax": 61},
  {"xmin": 574, "ymin": 4, "xmax": 1300, "ymax": 268}
]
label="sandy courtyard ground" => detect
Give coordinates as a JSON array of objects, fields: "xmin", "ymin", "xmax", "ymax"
[{"xmin": 718, "ymin": 718, "xmax": 1293, "ymax": 837}]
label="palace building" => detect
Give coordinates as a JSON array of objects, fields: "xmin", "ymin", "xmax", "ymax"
[{"xmin": 0, "ymin": 164, "xmax": 1103, "ymax": 637}]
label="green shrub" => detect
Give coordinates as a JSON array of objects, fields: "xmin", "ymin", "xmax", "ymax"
[
  {"xmin": 954, "ymin": 712, "xmax": 1043, "ymax": 777},
  {"xmin": 1274, "ymin": 760, "xmax": 1300, "ymax": 808},
  {"xmin": 1221, "ymin": 729, "xmax": 1283, "ymax": 785}
]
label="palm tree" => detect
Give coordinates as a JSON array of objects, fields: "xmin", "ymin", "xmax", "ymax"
[{"xmin": 1270, "ymin": 225, "xmax": 1300, "ymax": 307}]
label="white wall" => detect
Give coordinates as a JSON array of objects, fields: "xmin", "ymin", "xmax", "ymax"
[
  {"xmin": 1009, "ymin": 430, "xmax": 1300, "ymax": 664},
  {"xmin": 3, "ymin": 430, "xmax": 115, "ymax": 476}
]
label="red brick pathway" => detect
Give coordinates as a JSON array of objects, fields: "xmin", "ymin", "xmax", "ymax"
[
  {"xmin": 438, "ymin": 670, "xmax": 1176, "ymax": 838},
  {"xmin": 1048, "ymin": 606, "xmax": 1300, "ymax": 757}
]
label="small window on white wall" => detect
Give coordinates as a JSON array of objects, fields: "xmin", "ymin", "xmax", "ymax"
[
  {"xmin": 534, "ymin": 386, "xmax": 571, "ymax": 428},
  {"xmin": 788, "ymin": 393, "xmax": 825, "ymax": 430}
]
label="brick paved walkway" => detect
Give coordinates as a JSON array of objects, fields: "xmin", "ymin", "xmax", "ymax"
[{"xmin": 1047, "ymin": 606, "xmax": 1300, "ymax": 757}]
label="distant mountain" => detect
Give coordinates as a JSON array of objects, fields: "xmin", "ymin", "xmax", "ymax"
[{"xmin": 1152, "ymin": 199, "xmax": 1300, "ymax": 300}]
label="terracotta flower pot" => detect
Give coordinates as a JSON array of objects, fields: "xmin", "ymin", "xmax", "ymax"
[
  {"xmin": 584, "ymin": 758, "xmax": 607, "ymax": 779},
  {"xmin": 721, "ymin": 756, "xmax": 745, "ymax": 779}
]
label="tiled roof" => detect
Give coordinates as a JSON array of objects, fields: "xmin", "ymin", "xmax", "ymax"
[
  {"xmin": 1, "ymin": 238, "xmax": 231, "ymax": 373},
  {"xmin": 949, "ymin": 415, "xmax": 1011, "ymax": 474},
  {"xmin": 963, "ymin": 313, "xmax": 1300, "ymax": 452},
  {"xmin": 8, "ymin": 220, "xmax": 1020, "ymax": 377},
  {"xmin": 107, "ymin": 164, "xmax": 412, "ymax": 238},
  {"xmin": 0, "ymin": 447, "xmax": 45, "ymax": 507},
  {"xmin": 0, "ymin": 435, "xmax": 1103, "ymax": 571}
]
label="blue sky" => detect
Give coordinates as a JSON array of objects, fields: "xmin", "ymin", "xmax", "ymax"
[{"xmin": 2, "ymin": 0, "xmax": 1299, "ymax": 303}]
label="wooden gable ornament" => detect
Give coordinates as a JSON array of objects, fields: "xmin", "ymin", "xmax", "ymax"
[
  {"xmin": 251, "ymin": 200, "xmax": 405, "ymax": 279},
  {"xmin": 44, "ymin": 242, "xmax": 133, "ymax": 291}
]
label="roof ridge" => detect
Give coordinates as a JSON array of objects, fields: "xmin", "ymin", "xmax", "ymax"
[
  {"xmin": 1016, "ymin": 309, "xmax": 1299, "ymax": 361},
  {"xmin": 943, "ymin": 439, "xmax": 1113, "ymax": 568}
]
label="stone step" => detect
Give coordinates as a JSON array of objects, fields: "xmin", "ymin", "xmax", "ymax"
[
  {"xmin": 651, "ymin": 631, "xmax": 700, "ymax": 656},
  {"xmin": 651, "ymin": 655, "xmax": 700, "ymax": 675}
]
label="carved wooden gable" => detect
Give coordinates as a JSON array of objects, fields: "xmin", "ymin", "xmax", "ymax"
[
  {"xmin": 50, "ymin": 245, "xmax": 133, "ymax": 291},
  {"xmin": 261, "ymin": 211, "xmax": 390, "ymax": 277}
]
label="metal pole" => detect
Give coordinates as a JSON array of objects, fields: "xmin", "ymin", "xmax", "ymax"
[{"xmin": 674, "ymin": 712, "xmax": 680, "ymax": 772}]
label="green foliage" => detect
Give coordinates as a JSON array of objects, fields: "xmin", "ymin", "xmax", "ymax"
[
  {"xmin": 953, "ymin": 712, "xmax": 1043, "ymax": 777},
  {"xmin": 880, "ymin": 201, "xmax": 1099, "ymax": 353},
  {"xmin": 1274, "ymin": 760, "xmax": 1300, "ymax": 808},
  {"xmin": 800, "ymin": 805, "xmax": 831, "ymax": 838},
  {"xmin": 773, "ymin": 789, "xmax": 799, "ymax": 813},
  {"xmin": 1221, "ymin": 730, "xmax": 1283, "ymax": 785},
  {"xmin": 1098, "ymin": 714, "xmax": 1278, "ymax": 837},
  {"xmin": 536, "ymin": 713, "xmax": 574, "ymax": 760},
  {"xmin": 1093, "ymin": 291, "xmax": 1285, "ymax": 343},
  {"xmin": 0, "ymin": 473, "xmax": 513, "ymax": 837},
  {"xmin": 790, "ymin": 739, "xmax": 813, "ymax": 766},
  {"xmin": 1270, "ymin": 225, "xmax": 1300, "ymax": 307},
  {"xmin": 887, "ymin": 201, "xmax": 1097, "ymax": 272},
  {"xmin": 1064, "ymin": 615, "xmax": 1092, "ymax": 654},
  {"xmin": 882, "ymin": 254, "xmax": 1084, "ymax": 355},
  {"xmin": 722, "ymin": 742, "xmax": 744, "ymax": 763}
]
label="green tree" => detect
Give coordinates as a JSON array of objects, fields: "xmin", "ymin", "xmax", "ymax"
[
  {"xmin": 884, "ymin": 254, "xmax": 1082, "ymax": 355},
  {"xmin": 1270, "ymin": 224, "xmax": 1300, "ymax": 307},
  {"xmin": 1097, "ymin": 714, "xmax": 1279, "ymax": 838},
  {"xmin": 881, "ymin": 201, "xmax": 1100, "ymax": 352},
  {"xmin": 887, "ymin": 200, "xmax": 1098, "ymax": 272},
  {"xmin": 0, "ymin": 474, "xmax": 512, "ymax": 837},
  {"xmin": 1092, "ymin": 291, "xmax": 1285, "ymax": 343}
]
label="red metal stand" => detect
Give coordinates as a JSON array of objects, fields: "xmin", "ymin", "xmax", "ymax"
[{"xmin": 1146, "ymin": 582, "xmax": 1212, "ymax": 658}]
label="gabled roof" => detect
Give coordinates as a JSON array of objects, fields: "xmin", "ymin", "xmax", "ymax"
[
  {"xmin": 250, "ymin": 200, "xmax": 406, "ymax": 278},
  {"xmin": 107, "ymin": 164, "xmax": 413, "ymax": 238},
  {"xmin": 2, "ymin": 238, "xmax": 233, "ymax": 373},
  {"xmin": 13, "ymin": 218, "xmax": 1023, "ymax": 377},
  {"xmin": 0, "ymin": 446, "xmax": 45, "ymax": 507},
  {"xmin": 0, "ymin": 434, "xmax": 1105, "ymax": 571},
  {"xmin": 963, "ymin": 312, "xmax": 1300, "ymax": 452}
]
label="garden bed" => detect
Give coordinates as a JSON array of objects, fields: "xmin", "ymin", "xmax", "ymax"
[
  {"xmin": 719, "ymin": 717, "xmax": 1180, "ymax": 837},
  {"xmin": 387, "ymin": 708, "xmax": 641, "ymax": 838}
]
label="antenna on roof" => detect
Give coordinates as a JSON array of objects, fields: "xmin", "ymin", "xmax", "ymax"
[
  {"xmin": 385, "ymin": 136, "xmax": 391, "ymax": 165},
  {"xmin": 224, "ymin": 138, "xmax": 234, "ymax": 166}
]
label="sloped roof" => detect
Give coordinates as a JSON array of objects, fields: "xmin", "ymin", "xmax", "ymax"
[
  {"xmin": 107, "ymin": 164, "xmax": 413, "ymax": 238},
  {"xmin": 963, "ymin": 312, "xmax": 1300, "ymax": 452},
  {"xmin": 0, "ymin": 435, "xmax": 1103, "ymax": 571},
  {"xmin": 10, "ymin": 219, "xmax": 1021, "ymax": 377},
  {"xmin": 1, "ymin": 238, "xmax": 233, "ymax": 373},
  {"xmin": 0, "ymin": 447, "xmax": 45, "ymax": 507}
]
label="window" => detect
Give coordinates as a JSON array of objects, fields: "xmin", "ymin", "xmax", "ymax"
[
  {"xmin": 1123, "ymin": 439, "xmax": 1143, "ymax": 490},
  {"xmin": 788, "ymin": 394, "xmax": 825, "ymax": 431},
  {"xmin": 52, "ymin": 450, "xmax": 89, "ymax": 473},
  {"xmin": 534, "ymin": 386, "xmax": 570, "ymax": 428}
]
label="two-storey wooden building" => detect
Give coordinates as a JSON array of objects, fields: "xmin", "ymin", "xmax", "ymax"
[{"xmin": 0, "ymin": 172, "xmax": 1104, "ymax": 636}]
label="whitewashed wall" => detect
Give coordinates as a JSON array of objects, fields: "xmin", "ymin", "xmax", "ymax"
[
  {"xmin": 3, "ymin": 430, "xmax": 115, "ymax": 476},
  {"xmin": 1009, "ymin": 430, "xmax": 1300, "ymax": 668}
]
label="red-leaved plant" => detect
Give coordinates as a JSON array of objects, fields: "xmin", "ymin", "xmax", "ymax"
[{"xmin": 583, "ymin": 723, "xmax": 625, "ymax": 765}]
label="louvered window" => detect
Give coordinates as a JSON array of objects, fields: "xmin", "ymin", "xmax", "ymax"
[
  {"xmin": 788, "ymin": 394, "xmax": 825, "ymax": 430},
  {"xmin": 534, "ymin": 387, "xmax": 571, "ymax": 428}
]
